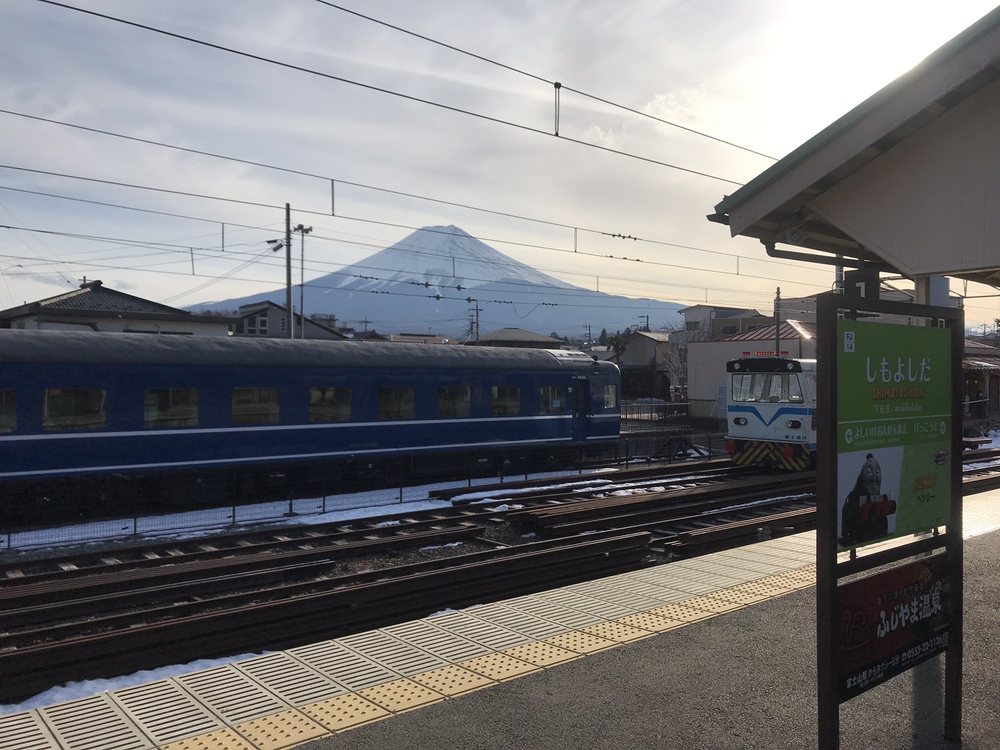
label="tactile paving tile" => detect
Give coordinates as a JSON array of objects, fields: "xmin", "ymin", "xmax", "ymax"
[
  {"xmin": 159, "ymin": 728, "xmax": 255, "ymax": 750},
  {"xmin": 176, "ymin": 665, "xmax": 288, "ymax": 725},
  {"xmin": 500, "ymin": 594, "xmax": 605, "ymax": 629},
  {"xmin": 38, "ymin": 694, "xmax": 151, "ymax": 750},
  {"xmin": 544, "ymin": 630, "xmax": 618, "ymax": 654},
  {"xmin": 502, "ymin": 641, "xmax": 579, "ymax": 667},
  {"xmin": 578, "ymin": 619, "xmax": 651, "ymax": 643},
  {"xmin": 357, "ymin": 679, "xmax": 444, "ymax": 713},
  {"xmin": 458, "ymin": 652, "xmax": 540, "ymax": 681},
  {"xmin": 339, "ymin": 629, "xmax": 447, "ymax": 676},
  {"xmin": 616, "ymin": 611, "xmax": 686, "ymax": 633},
  {"xmin": 234, "ymin": 652, "xmax": 346, "ymax": 706},
  {"xmin": 427, "ymin": 609, "xmax": 533, "ymax": 651},
  {"xmin": 647, "ymin": 601, "xmax": 715, "ymax": 623},
  {"xmin": 684, "ymin": 594, "xmax": 745, "ymax": 614},
  {"xmin": 288, "ymin": 640, "xmax": 399, "ymax": 692},
  {"xmin": 300, "ymin": 694, "xmax": 390, "ymax": 733},
  {"xmin": 383, "ymin": 619, "xmax": 493, "ymax": 662},
  {"xmin": 704, "ymin": 587, "xmax": 774, "ymax": 606},
  {"xmin": 534, "ymin": 587, "xmax": 637, "ymax": 619},
  {"xmin": 465, "ymin": 602, "xmax": 569, "ymax": 640},
  {"xmin": 409, "ymin": 664, "xmax": 494, "ymax": 696},
  {"xmin": 232, "ymin": 709, "xmax": 327, "ymax": 750},
  {"xmin": 567, "ymin": 581, "xmax": 668, "ymax": 611},
  {"xmin": 111, "ymin": 679, "xmax": 222, "ymax": 746},
  {"xmin": 0, "ymin": 710, "xmax": 59, "ymax": 750}
]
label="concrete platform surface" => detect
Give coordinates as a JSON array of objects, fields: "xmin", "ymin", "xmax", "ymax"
[{"xmin": 302, "ymin": 531, "xmax": 999, "ymax": 750}]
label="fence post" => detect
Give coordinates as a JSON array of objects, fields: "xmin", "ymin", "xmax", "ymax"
[
  {"xmin": 230, "ymin": 506, "xmax": 236, "ymax": 526},
  {"xmin": 133, "ymin": 516, "xmax": 138, "ymax": 537},
  {"xmin": 322, "ymin": 495, "xmax": 327, "ymax": 513}
]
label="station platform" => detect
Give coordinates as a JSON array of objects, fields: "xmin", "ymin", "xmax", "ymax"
[{"xmin": 2, "ymin": 493, "xmax": 998, "ymax": 750}]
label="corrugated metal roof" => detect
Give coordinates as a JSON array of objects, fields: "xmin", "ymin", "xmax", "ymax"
[{"xmin": 719, "ymin": 321, "xmax": 815, "ymax": 342}]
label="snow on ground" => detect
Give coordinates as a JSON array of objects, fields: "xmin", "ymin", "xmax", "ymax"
[{"xmin": 0, "ymin": 652, "xmax": 268, "ymax": 717}]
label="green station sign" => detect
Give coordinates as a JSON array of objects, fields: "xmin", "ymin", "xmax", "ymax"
[{"xmin": 835, "ymin": 319, "xmax": 952, "ymax": 549}]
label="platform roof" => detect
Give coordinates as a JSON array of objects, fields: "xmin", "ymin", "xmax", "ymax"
[{"xmin": 708, "ymin": 7, "xmax": 1000, "ymax": 286}]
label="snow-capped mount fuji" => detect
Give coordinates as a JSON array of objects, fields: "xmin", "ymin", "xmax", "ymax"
[
  {"xmin": 329, "ymin": 225, "xmax": 579, "ymax": 293},
  {"xmin": 191, "ymin": 225, "xmax": 683, "ymax": 338}
]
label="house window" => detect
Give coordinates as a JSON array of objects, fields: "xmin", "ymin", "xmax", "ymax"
[
  {"xmin": 144, "ymin": 388, "xmax": 198, "ymax": 428},
  {"xmin": 232, "ymin": 387, "xmax": 279, "ymax": 425},
  {"xmin": 378, "ymin": 387, "xmax": 414, "ymax": 420},
  {"xmin": 279, "ymin": 316, "xmax": 286, "ymax": 333},
  {"xmin": 0, "ymin": 390, "xmax": 15, "ymax": 432},
  {"xmin": 491, "ymin": 385, "xmax": 520, "ymax": 416},
  {"xmin": 256, "ymin": 314, "xmax": 268, "ymax": 335},
  {"xmin": 310, "ymin": 387, "xmax": 351, "ymax": 422},
  {"xmin": 720, "ymin": 323, "xmax": 737, "ymax": 334},
  {"xmin": 438, "ymin": 386, "xmax": 470, "ymax": 418},
  {"xmin": 539, "ymin": 385, "xmax": 567, "ymax": 414},
  {"xmin": 604, "ymin": 384, "xmax": 617, "ymax": 409},
  {"xmin": 44, "ymin": 388, "xmax": 106, "ymax": 431}
]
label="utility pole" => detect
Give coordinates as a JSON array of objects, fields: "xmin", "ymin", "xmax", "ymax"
[
  {"xmin": 285, "ymin": 203, "xmax": 293, "ymax": 339},
  {"xmin": 774, "ymin": 287, "xmax": 781, "ymax": 356},
  {"xmin": 586, "ymin": 323, "xmax": 592, "ymax": 344},
  {"xmin": 639, "ymin": 314, "xmax": 649, "ymax": 331},
  {"xmin": 293, "ymin": 224, "xmax": 313, "ymax": 339}
]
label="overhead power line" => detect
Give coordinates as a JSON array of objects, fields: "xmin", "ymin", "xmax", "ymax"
[
  {"xmin": 0, "ymin": 164, "xmax": 828, "ymax": 288},
  {"xmin": 0, "ymin": 107, "xmax": 760, "ymax": 261},
  {"xmin": 0, "ymin": 184, "xmax": 826, "ymax": 303},
  {"xmin": 312, "ymin": 0, "xmax": 778, "ymax": 160},
  {"xmin": 34, "ymin": 0, "xmax": 744, "ymax": 186}
]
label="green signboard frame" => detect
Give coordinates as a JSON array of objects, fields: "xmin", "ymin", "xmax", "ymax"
[{"xmin": 816, "ymin": 293, "xmax": 963, "ymax": 750}]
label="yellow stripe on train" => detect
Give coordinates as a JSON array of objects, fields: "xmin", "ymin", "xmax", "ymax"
[{"xmin": 728, "ymin": 439, "xmax": 811, "ymax": 471}]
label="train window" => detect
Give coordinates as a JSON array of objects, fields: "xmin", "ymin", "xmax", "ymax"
[
  {"xmin": 378, "ymin": 387, "xmax": 415, "ymax": 420},
  {"xmin": 603, "ymin": 384, "xmax": 617, "ymax": 409},
  {"xmin": 232, "ymin": 387, "xmax": 280, "ymax": 425},
  {"xmin": 438, "ymin": 386, "xmax": 470, "ymax": 418},
  {"xmin": 44, "ymin": 388, "xmax": 106, "ymax": 431},
  {"xmin": 0, "ymin": 390, "xmax": 14, "ymax": 432},
  {"xmin": 310, "ymin": 387, "xmax": 351, "ymax": 422},
  {"xmin": 539, "ymin": 385, "xmax": 567, "ymax": 414},
  {"xmin": 788, "ymin": 376, "xmax": 804, "ymax": 403},
  {"xmin": 491, "ymin": 385, "xmax": 520, "ymax": 416},
  {"xmin": 731, "ymin": 373, "xmax": 769, "ymax": 402},
  {"xmin": 144, "ymin": 388, "xmax": 198, "ymax": 428}
]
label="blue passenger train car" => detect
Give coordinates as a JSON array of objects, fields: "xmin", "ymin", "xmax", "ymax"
[{"xmin": 0, "ymin": 331, "xmax": 620, "ymax": 524}]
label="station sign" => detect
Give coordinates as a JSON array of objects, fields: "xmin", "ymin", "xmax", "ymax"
[{"xmin": 835, "ymin": 319, "xmax": 952, "ymax": 549}]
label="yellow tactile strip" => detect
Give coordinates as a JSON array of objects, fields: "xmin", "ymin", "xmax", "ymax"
[
  {"xmin": 356, "ymin": 679, "xmax": 443, "ymax": 713},
  {"xmin": 299, "ymin": 694, "xmax": 389, "ymax": 733},
  {"xmin": 160, "ymin": 728, "xmax": 255, "ymax": 750},
  {"xmin": 408, "ymin": 664, "xmax": 495, "ymax": 696},
  {"xmin": 231, "ymin": 710, "xmax": 327, "ymax": 750}
]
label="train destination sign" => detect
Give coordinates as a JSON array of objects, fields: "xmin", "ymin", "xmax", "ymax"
[{"xmin": 835, "ymin": 319, "xmax": 952, "ymax": 550}]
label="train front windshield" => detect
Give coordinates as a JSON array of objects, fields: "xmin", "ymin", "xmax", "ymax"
[{"xmin": 731, "ymin": 372, "xmax": 804, "ymax": 404}]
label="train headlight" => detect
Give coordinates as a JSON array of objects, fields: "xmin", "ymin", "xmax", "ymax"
[
  {"xmin": 733, "ymin": 417, "xmax": 747, "ymax": 426},
  {"xmin": 786, "ymin": 419, "xmax": 802, "ymax": 428}
]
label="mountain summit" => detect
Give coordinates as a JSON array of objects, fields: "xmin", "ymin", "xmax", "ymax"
[{"xmin": 191, "ymin": 225, "xmax": 682, "ymax": 337}]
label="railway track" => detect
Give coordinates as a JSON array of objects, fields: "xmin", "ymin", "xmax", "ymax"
[{"xmin": 1, "ymin": 452, "xmax": 997, "ymax": 704}]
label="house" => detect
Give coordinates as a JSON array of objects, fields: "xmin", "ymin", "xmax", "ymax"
[
  {"xmin": 677, "ymin": 305, "xmax": 771, "ymax": 339},
  {"xmin": 232, "ymin": 301, "xmax": 348, "ymax": 340},
  {"xmin": 0, "ymin": 280, "xmax": 233, "ymax": 336},
  {"xmin": 614, "ymin": 330, "xmax": 674, "ymax": 401}
]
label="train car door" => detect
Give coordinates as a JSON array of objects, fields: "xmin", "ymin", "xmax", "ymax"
[{"xmin": 572, "ymin": 377, "xmax": 591, "ymax": 441}]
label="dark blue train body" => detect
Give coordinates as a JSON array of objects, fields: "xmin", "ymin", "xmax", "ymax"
[{"xmin": 0, "ymin": 331, "xmax": 620, "ymax": 524}]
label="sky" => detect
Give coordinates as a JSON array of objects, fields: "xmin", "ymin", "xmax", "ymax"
[{"xmin": 1, "ymin": 0, "xmax": 999, "ymax": 333}]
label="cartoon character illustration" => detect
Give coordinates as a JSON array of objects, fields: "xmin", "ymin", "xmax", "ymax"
[{"xmin": 839, "ymin": 452, "xmax": 897, "ymax": 546}]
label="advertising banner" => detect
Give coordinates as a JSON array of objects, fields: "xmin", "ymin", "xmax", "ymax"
[
  {"xmin": 835, "ymin": 319, "xmax": 952, "ymax": 550},
  {"xmin": 836, "ymin": 554, "xmax": 951, "ymax": 699}
]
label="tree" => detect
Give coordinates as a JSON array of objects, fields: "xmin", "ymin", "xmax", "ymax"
[{"xmin": 598, "ymin": 328, "xmax": 608, "ymax": 345}]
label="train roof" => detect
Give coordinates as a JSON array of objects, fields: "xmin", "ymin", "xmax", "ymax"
[
  {"xmin": 0, "ymin": 330, "xmax": 614, "ymax": 372},
  {"xmin": 726, "ymin": 357, "xmax": 817, "ymax": 373}
]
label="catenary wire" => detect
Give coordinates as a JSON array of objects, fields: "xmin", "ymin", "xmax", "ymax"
[{"xmin": 33, "ymin": 0, "xmax": 744, "ymax": 186}]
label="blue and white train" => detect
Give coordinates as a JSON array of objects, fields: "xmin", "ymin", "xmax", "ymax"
[
  {"xmin": 725, "ymin": 357, "xmax": 817, "ymax": 470},
  {"xmin": 0, "ymin": 331, "xmax": 620, "ymax": 524}
]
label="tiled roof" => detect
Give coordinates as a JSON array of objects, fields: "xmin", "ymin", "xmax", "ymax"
[{"xmin": 476, "ymin": 327, "xmax": 561, "ymax": 343}]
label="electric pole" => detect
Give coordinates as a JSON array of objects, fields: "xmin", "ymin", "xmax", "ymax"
[{"xmin": 285, "ymin": 203, "xmax": 293, "ymax": 339}]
